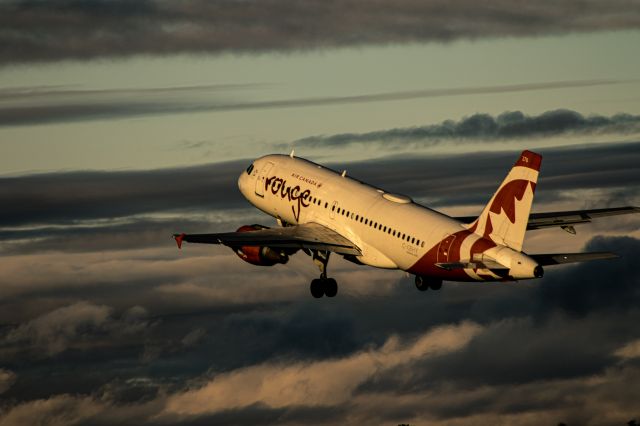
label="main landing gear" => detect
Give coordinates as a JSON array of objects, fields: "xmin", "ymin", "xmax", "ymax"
[
  {"xmin": 310, "ymin": 250, "xmax": 338, "ymax": 298},
  {"xmin": 415, "ymin": 275, "xmax": 443, "ymax": 291}
]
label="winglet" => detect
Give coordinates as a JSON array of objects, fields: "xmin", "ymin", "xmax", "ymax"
[{"xmin": 174, "ymin": 233, "xmax": 186, "ymax": 249}]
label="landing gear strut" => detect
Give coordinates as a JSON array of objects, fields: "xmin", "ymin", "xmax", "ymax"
[
  {"xmin": 415, "ymin": 275, "xmax": 443, "ymax": 291},
  {"xmin": 309, "ymin": 250, "xmax": 338, "ymax": 298}
]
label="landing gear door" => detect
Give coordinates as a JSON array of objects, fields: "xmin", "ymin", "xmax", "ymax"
[
  {"xmin": 437, "ymin": 234, "xmax": 456, "ymax": 263},
  {"xmin": 255, "ymin": 161, "xmax": 274, "ymax": 197}
]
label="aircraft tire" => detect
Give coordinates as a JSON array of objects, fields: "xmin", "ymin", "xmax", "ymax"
[
  {"xmin": 310, "ymin": 279, "xmax": 324, "ymax": 298},
  {"xmin": 428, "ymin": 279, "xmax": 443, "ymax": 291},
  {"xmin": 414, "ymin": 275, "xmax": 429, "ymax": 292},
  {"xmin": 324, "ymin": 278, "xmax": 338, "ymax": 298}
]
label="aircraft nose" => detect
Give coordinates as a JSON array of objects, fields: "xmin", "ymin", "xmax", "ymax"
[{"xmin": 238, "ymin": 172, "xmax": 248, "ymax": 196}]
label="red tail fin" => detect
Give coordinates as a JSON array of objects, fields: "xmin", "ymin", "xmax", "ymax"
[{"xmin": 468, "ymin": 150, "xmax": 542, "ymax": 251}]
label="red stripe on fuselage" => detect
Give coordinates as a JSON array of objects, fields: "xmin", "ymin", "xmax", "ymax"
[{"xmin": 408, "ymin": 230, "xmax": 497, "ymax": 282}]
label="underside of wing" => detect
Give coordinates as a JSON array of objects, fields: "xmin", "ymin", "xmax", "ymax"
[
  {"xmin": 454, "ymin": 206, "xmax": 639, "ymax": 231},
  {"xmin": 529, "ymin": 252, "xmax": 619, "ymax": 266},
  {"xmin": 174, "ymin": 222, "xmax": 361, "ymax": 256}
]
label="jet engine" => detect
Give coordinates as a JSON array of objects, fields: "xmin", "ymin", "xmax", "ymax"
[{"xmin": 234, "ymin": 225, "xmax": 290, "ymax": 266}]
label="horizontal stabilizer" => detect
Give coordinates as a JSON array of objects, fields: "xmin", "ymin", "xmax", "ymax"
[
  {"xmin": 530, "ymin": 252, "xmax": 619, "ymax": 266},
  {"xmin": 454, "ymin": 206, "xmax": 639, "ymax": 231},
  {"xmin": 436, "ymin": 259, "xmax": 509, "ymax": 271}
]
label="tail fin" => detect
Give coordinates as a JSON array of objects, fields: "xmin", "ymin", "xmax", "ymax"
[{"xmin": 468, "ymin": 150, "xmax": 542, "ymax": 252}]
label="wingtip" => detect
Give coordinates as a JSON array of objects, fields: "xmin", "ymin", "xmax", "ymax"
[{"xmin": 174, "ymin": 233, "xmax": 186, "ymax": 249}]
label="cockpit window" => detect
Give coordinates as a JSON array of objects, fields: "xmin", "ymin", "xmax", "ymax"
[{"xmin": 246, "ymin": 164, "xmax": 254, "ymax": 175}]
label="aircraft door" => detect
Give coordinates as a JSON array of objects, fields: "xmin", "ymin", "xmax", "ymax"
[
  {"xmin": 437, "ymin": 234, "xmax": 456, "ymax": 263},
  {"xmin": 255, "ymin": 161, "xmax": 274, "ymax": 197},
  {"xmin": 330, "ymin": 201, "xmax": 339, "ymax": 219}
]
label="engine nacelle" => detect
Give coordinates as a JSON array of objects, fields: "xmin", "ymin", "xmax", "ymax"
[{"xmin": 234, "ymin": 224, "xmax": 290, "ymax": 266}]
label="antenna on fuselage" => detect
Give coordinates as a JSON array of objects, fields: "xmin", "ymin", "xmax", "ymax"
[
  {"xmin": 341, "ymin": 170, "xmax": 347, "ymax": 177},
  {"xmin": 290, "ymin": 149, "xmax": 295, "ymax": 158}
]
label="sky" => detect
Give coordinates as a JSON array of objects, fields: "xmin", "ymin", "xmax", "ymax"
[{"xmin": 0, "ymin": 1, "xmax": 640, "ymax": 425}]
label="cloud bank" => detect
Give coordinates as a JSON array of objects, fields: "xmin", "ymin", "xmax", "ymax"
[
  {"xmin": 0, "ymin": 81, "xmax": 619, "ymax": 127},
  {"xmin": 296, "ymin": 109, "xmax": 640, "ymax": 147},
  {"xmin": 1, "ymin": 0, "xmax": 640, "ymax": 64}
]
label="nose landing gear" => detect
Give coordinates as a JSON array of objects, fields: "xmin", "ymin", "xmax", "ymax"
[{"xmin": 309, "ymin": 250, "xmax": 338, "ymax": 298}]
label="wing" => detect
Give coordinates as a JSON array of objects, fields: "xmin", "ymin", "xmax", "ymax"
[
  {"xmin": 174, "ymin": 222, "xmax": 361, "ymax": 256},
  {"xmin": 454, "ymin": 206, "xmax": 640, "ymax": 231},
  {"xmin": 529, "ymin": 252, "xmax": 619, "ymax": 266}
]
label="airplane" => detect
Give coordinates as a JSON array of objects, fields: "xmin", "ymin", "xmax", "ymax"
[{"xmin": 174, "ymin": 150, "xmax": 639, "ymax": 298}]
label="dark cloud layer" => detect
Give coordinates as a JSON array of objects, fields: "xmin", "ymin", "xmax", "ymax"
[
  {"xmin": 0, "ymin": 160, "xmax": 246, "ymax": 227},
  {"xmin": 0, "ymin": 80, "xmax": 618, "ymax": 127},
  {"xmin": 1, "ymin": 141, "xmax": 638, "ymax": 259},
  {"xmin": 1, "ymin": 232, "xmax": 640, "ymax": 424},
  {"xmin": 2, "ymin": 0, "xmax": 640, "ymax": 65},
  {"xmin": 538, "ymin": 236, "xmax": 640, "ymax": 316},
  {"xmin": 296, "ymin": 109, "xmax": 640, "ymax": 147}
]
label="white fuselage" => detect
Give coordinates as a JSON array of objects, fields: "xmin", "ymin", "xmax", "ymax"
[{"xmin": 238, "ymin": 155, "xmax": 540, "ymax": 282}]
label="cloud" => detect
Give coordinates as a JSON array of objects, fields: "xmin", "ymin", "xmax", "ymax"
[
  {"xmin": 1, "ymin": 302, "xmax": 152, "ymax": 358},
  {"xmin": 615, "ymin": 339, "xmax": 640, "ymax": 360},
  {"xmin": 0, "ymin": 369, "xmax": 16, "ymax": 395},
  {"xmin": 162, "ymin": 321, "xmax": 482, "ymax": 416},
  {"xmin": 0, "ymin": 394, "xmax": 110, "ymax": 426},
  {"xmin": 536, "ymin": 236, "xmax": 640, "ymax": 316},
  {"xmin": 295, "ymin": 109, "xmax": 640, "ymax": 147},
  {"xmin": 1, "ymin": 318, "xmax": 640, "ymax": 426},
  {"xmin": 1, "ymin": 0, "xmax": 640, "ymax": 65},
  {"xmin": 369, "ymin": 313, "xmax": 635, "ymax": 391},
  {"xmin": 0, "ymin": 80, "xmax": 619, "ymax": 127},
  {"xmin": 0, "ymin": 160, "xmax": 247, "ymax": 227}
]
